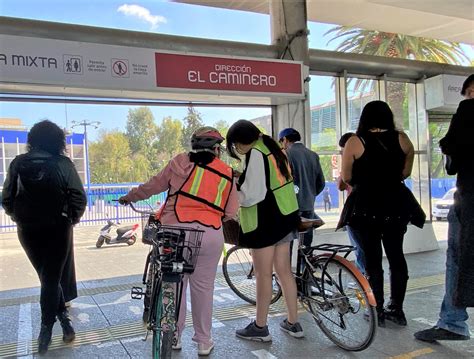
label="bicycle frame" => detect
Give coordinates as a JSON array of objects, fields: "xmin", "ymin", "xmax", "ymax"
[
  {"xmin": 294, "ymin": 242, "xmax": 376, "ymax": 310},
  {"xmin": 127, "ymin": 201, "xmax": 203, "ymax": 358}
]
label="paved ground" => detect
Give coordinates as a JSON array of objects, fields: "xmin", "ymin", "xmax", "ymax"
[{"xmin": 0, "ymin": 221, "xmax": 472, "ymax": 358}]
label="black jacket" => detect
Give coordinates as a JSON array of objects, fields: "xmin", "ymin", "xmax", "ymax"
[
  {"xmin": 2, "ymin": 150, "xmax": 87, "ymax": 225},
  {"xmin": 440, "ymin": 98, "xmax": 474, "ymax": 307}
]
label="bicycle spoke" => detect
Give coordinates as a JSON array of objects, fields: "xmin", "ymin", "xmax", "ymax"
[
  {"xmin": 303, "ymin": 258, "xmax": 376, "ymax": 351},
  {"xmin": 223, "ymin": 246, "xmax": 282, "ymax": 305}
]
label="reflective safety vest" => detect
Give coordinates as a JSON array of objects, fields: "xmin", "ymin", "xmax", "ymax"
[
  {"xmin": 174, "ymin": 158, "xmax": 233, "ymax": 229},
  {"xmin": 240, "ymin": 139, "xmax": 298, "ymax": 234}
]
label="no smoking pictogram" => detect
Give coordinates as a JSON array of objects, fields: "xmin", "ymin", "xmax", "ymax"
[{"xmin": 111, "ymin": 59, "xmax": 129, "ymax": 78}]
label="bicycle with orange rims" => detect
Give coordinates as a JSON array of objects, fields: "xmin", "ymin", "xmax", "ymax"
[{"xmin": 223, "ymin": 218, "xmax": 377, "ymax": 351}]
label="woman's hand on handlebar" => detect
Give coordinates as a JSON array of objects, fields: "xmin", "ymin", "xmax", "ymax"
[{"xmin": 118, "ymin": 197, "xmax": 130, "ymax": 205}]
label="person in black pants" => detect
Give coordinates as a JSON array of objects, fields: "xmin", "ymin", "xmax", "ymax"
[
  {"xmin": 2, "ymin": 120, "xmax": 86, "ymax": 354},
  {"xmin": 337, "ymin": 101, "xmax": 425, "ymax": 327}
]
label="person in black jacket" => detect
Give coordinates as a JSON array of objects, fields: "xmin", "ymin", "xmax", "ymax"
[
  {"xmin": 2, "ymin": 120, "xmax": 87, "ymax": 354},
  {"xmin": 415, "ymin": 75, "xmax": 474, "ymax": 343}
]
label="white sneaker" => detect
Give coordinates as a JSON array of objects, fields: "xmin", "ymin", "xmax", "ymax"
[
  {"xmin": 197, "ymin": 341, "xmax": 214, "ymax": 356},
  {"xmin": 172, "ymin": 335, "xmax": 182, "ymax": 350},
  {"xmin": 65, "ymin": 301, "xmax": 72, "ymax": 308}
]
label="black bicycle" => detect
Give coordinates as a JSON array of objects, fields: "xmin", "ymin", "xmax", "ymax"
[
  {"xmin": 127, "ymin": 203, "xmax": 204, "ymax": 359},
  {"xmin": 223, "ymin": 220, "xmax": 377, "ymax": 351}
]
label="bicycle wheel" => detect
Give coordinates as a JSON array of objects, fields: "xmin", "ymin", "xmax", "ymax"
[
  {"xmin": 223, "ymin": 246, "xmax": 282, "ymax": 305},
  {"xmin": 143, "ymin": 252, "xmax": 156, "ymax": 323},
  {"xmin": 303, "ymin": 256, "xmax": 376, "ymax": 351},
  {"xmin": 152, "ymin": 286, "xmax": 173, "ymax": 359}
]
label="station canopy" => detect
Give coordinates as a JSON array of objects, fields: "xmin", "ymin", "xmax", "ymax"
[{"xmin": 174, "ymin": 0, "xmax": 474, "ymax": 45}]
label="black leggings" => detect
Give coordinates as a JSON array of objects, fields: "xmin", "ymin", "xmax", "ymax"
[
  {"xmin": 17, "ymin": 219, "xmax": 72, "ymax": 325},
  {"xmin": 350, "ymin": 224, "xmax": 408, "ymax": 311}
]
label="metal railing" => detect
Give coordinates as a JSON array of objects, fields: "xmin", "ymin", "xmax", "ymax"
[{"xmin": 0, "ymin": 183, "xmax": 167, "ymax": 232}]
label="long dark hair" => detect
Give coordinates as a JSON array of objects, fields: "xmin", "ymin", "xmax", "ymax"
[
  {"xmin": 189, "ymin": 151, "xmax": 216, "ymax": 166},
  {"xmin": 356, "ymin": 101, "xmax": 395, "ymax": 136},
  {"xmin": 27, "ymin": 120, "xmax": 66, "ymax": 155},
  {"xmin": 226, "ymin": 120, "xmax": 291, "ymax": 180}
]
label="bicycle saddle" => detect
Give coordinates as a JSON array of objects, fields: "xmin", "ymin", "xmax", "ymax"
[{"xmin": 297, "ymin": 217, "xmax": 325, "ymax": 232}]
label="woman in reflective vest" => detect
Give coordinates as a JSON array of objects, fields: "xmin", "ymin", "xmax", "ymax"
[
  {"xmin": 120, "ymin": 127, "xmax": 238, "ymax": 356},
  {"xmin": 226, "ymin": 120, "xmax": 303, "ymax": 341}
]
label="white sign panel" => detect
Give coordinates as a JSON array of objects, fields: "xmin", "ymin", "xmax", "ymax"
[
  {"xmin": 0, "ymin": 34, "xmax": 304, "ymax": 103},
  {"xmin": 425, "ymin": 74, "xmax": 465, "ymax": 111},
  {"xmin": 0, "ymin": 34, "xmax": 157, "ymax": 92}
]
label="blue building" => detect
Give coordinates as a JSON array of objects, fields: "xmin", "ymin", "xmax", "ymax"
[{"xmin": 0, "ymin": 119, "xmax": 87, "ymax": 184}]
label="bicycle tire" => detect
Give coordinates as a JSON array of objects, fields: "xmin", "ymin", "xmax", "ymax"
[
  {"xmin": 143, "ymin": 252, "xmax": 156, "ymax": 323},
  {"xmin": 303, "ymin": 255, "xmax": 376, "ymax": 351},
  {"xmin": 222, "ymin": 245, "xmax": 282, "ymax": 305},
  {"xmin": 152, "ymin": 286, "xmax": 173, "ymax": 359}
]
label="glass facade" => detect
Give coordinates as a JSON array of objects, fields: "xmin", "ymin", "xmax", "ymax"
[{"xmin": 309, "ymin": 75, "xmax": 431, "ymax": 227}]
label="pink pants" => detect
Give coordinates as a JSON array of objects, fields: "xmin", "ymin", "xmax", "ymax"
[{"xmin": 176, "ymin": 226, "xmax": 223, "ymax": 345}]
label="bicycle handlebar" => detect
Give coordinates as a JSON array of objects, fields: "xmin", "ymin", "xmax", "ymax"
[{"xmin": 113, "ymin": 199, "xmax": 156, "ymax": 215}]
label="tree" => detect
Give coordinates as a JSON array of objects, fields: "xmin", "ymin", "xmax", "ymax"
[
  {"xmin": 213, "ymin": 120, "xmax": 230, "ymax": 137},
  {"xmin": 326, "ymin": 27, "xmax": 469, "ymax": 63},
  {"xmin": 89, "ymin": 130, "xmax": 135, "ymax": 183},
  {"xmin": 126, "ymin": 107, "xmax": 158, "ymax": 157},
  {"xmin": 155, "ymin": 117, "xmax": 185, "ymax": 170},
  {"xmin": 181, "ymin": 106, "xmax": 204, "ymax": 151}
]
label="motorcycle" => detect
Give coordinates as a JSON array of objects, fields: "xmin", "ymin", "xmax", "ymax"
[{"xmin": 96, "ymin": 218, "xmax": 139, "ymax": 248}]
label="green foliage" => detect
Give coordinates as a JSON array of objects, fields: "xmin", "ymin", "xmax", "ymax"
[
  {"xmin": 89, "ymin": 130, "xmax": 135, "ymax": 183},
  {"xmin": 429, "ymin": 122, "xmax": 451, "ymax": 178},
  {"xmin": 89, "ymin": 107, "xmax": 244, "ymax": 184},
  {"xmin": 326, "ymin": 26, "xmax": 469, "ymax": 64},
  {"xmin": 181, "ymin": 106, "xmax": 204, "ymax": 151},
  {"xmin": 126, "ymin": 107, "xmax": 158, "ymax": 155},
  {"xmin": 155, "ymin": 116, "xmax": 185, "ymax": 168}
]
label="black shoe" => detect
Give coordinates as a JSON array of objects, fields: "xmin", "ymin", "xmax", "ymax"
[
  {"xmin": 57, "ymin": 311, "xmax": 76, "ymax": 343},
  {"xmin": 377, "ymin": 311, "xmax": 386, "ymax": 328},
  {"xmin": 414, "ymin": 326, "xmax": 470, "ymax": 343},
  {"xmin": 384, "ymin": 307, "xmax": 407, "ymax": 326},
  {"xmin": 38, "ymin": 324, "xmax": 53, "ymax": 354}
]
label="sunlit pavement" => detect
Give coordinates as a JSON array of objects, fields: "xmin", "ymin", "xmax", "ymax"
[{"xmin": 1, "ymin": 221, "xmax": 472, "ymax": 358}]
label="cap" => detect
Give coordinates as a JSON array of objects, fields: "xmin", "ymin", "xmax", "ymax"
[{"xmin": 278, "ymin": 128, "xmax": 299, "ymax": 141}]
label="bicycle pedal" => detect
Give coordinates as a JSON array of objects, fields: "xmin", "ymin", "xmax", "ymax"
[{"xmin": 131, "ymin": 286, "xmax": 144, "ymax": 299}]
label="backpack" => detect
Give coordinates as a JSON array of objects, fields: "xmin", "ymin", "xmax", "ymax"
[{"xmin": 13, "ymin": 155, "xmax": 67, "ymax": 224}]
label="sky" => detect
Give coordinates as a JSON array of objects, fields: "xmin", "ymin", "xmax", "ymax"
[{"xmin": 0, "ymin": 0, "xmax": 473, "ymax": 140}]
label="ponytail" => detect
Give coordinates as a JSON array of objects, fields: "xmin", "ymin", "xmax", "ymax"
[{"xmin": 261, "ymin": 134, "xmax": 292, "ymax": 181}]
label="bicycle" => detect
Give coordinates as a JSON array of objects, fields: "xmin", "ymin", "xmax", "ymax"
[
  {"xmin": 221, "ymin": 219, "xmax": 282, "ymax": 305},
  {"xmin": 125, "ymin": 202, "xmax": 204, "ymax": 359},
  {"xmin": 222, "ymin": 219, "xmax": 377, "ymax": 351}
]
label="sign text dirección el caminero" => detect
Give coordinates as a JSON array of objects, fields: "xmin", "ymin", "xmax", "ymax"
[{"xmin": 155, "ymin": 53, "xmax": 303, "ymax": 94}]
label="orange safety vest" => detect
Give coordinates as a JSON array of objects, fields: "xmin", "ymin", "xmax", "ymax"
[{"xmin": 174, "ymin": 158, "xmax": 233, "ymax": 229}]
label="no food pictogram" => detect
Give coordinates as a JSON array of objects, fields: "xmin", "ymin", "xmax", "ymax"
[{"xmin": 112, "ymin": 59, "xmax": 129, "ymax": 78}]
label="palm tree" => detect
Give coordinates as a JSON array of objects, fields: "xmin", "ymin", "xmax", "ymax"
[
  {"xmin": 326, "ymin": 27, "xmax": 469, "ymax": 63},
  {"xmin": 325, "ymin": 27, "xmax": 470, "ymax": 177}
]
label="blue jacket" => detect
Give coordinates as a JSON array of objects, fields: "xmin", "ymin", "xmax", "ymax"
[{"xmin": 286, "ymin": 142, "xmax": 325, "ymax": 211}]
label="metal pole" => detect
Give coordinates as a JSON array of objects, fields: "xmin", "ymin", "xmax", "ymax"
[{"xmin": 71, "ymin": 120, "xmax": 100, "ymax": 211}]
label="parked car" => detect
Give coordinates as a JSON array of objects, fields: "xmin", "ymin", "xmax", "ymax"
[{"xmin": 432, "ymin": 188, "xmax": 456, "ymax": 221}]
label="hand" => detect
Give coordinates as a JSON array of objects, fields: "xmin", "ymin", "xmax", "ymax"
[{"xmin": 118, "ymin": 197, "xmax": 130, "ymax": 205}]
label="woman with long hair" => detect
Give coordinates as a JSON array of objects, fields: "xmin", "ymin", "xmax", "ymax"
[
  {"xmin": 226, "ymin": 120, "xmax": 303, "ymax": 341},
  {"xmin": 120, "ymin": 127, "xmax": 238, "ymax": 356},
  {"xmin": 2, "ymin": 120, "xmax": 87, "ymax": 354},
  {"xmin": 338, "ymin": 101, "xmax": 424, "ymax": 327}
]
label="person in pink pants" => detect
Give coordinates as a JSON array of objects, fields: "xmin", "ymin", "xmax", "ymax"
[{"xmin": 120, "ymin": 127, "xmax": 238, "ymax": 356}]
